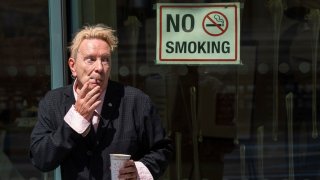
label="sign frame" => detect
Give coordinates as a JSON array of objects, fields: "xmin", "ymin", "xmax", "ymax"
[{"xmin": 156, "ymin": 3, "xmax": 241, "ymax": 65}]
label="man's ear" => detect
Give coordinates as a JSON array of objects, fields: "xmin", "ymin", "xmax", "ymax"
[{"xmin": 68, "ymin": 58, "xmax": 77, "ymax": 78}]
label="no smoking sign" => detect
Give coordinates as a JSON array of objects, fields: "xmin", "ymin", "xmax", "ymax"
[{"xmin": 156, "ymin": 3, "xmax": 240, "ymax": 65}]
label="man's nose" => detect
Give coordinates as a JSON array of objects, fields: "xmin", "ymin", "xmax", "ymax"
[{"xmin": 93, "ymin": 59, "xmax": 104, "ymax": 71}]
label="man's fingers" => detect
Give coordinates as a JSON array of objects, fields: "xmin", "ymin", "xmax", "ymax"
[
  {"xmin": 118, "ymin": 160, "xmax": 138, "ymax": 179},
  {"xmin": 84, "ymin": 85, "xmax": 101, "ymax": 102},
  {"xmin": 75, "ymin": 82, "xmax": 102, "ymax": 119},
  {"xmin": 88, "ymin": 99, "xmax": 102, "ymax": 113},
  {"xmin": 78, "ymin": 81, "xmax": 90, "ymax": 99},
  {"xmin": 118, "ymin": 169, "xmax": 137, "ymax": 180},
  {"xmin": 123, "ymin": 160, "xmax": 135, "ymax": 168}
]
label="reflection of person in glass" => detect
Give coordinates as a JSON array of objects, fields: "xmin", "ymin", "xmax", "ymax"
[{"xmin": 29, "ymin": 24, "xmax": 173, "ymax": 179}]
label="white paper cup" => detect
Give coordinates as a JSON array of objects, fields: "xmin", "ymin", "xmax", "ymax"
[{"xmin": 110, "ymin": 154, "xmax": 131, "ymax": 180}]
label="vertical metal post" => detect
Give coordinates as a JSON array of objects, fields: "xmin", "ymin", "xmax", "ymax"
[
  {"xmin": 48, "ymin": 0, "xmax": 67, "ymax": 179},
  {"xmin": 48, "ymin": 0, "xmax": 67, "ymax": 89}
]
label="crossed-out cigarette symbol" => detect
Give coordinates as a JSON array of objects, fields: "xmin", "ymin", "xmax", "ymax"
[
  {"xmin": 206, "ymin": 14, "xmax": 224, "ymax": 27},
  {"xmin": 203, "ymin": 11, "xmax": 228, "ymax": 36}
]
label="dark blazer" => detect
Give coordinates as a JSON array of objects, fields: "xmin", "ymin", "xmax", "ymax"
[{"xmin": 30, "ymin": 80, "xmax": 173, "ymax": 180}]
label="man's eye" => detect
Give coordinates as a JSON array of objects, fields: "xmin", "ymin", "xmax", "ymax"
[
  {"xmin": 101, "ymin": 57, "xmax": 109, "ymax": 63},
  {"xmin": 85, "ymin": 58, "xmax": 95, "ymax": 64}
]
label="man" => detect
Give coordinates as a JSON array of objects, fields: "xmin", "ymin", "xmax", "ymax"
[{"xmin": 29, "ymin": 24, "xmax": 173, "ymax": 180}]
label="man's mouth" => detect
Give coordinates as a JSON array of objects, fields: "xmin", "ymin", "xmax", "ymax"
[{"xmin": 89, "ymin": 77, "xmax": 102, "ymax": 84}]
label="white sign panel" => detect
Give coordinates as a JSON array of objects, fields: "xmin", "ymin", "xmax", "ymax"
[{"xmin": 156, "ymin": 3, "xmax": 240, "ymax": 65}]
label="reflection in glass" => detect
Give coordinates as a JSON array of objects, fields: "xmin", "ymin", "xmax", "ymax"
[
  {"xmin": 267, "ymin": 0, "xmax": 285, "ymax": 142},
  {"xmin": 307, "ymin": 9, "xmax": 320, "ymax": 139}
]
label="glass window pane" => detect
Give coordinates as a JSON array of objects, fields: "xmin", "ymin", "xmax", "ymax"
[
  {"xmin": 115, "ymin": 1, "xmax": 320, "ymax": 179},
  {"xmin": 0, "ymin": 1, "xmax": 50, "ymax": 179},
  {"xmin": 68, "ymin": 0, "xmax": 320, "ymax": 179}
]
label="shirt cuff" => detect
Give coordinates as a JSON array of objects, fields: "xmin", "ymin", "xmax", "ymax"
[
  {"xmin": 64, "ymin": 105, "xmax": 91, "ymax": 136},
  {"xmin": 135, "ymin": 161, "xmax": 153, "ymax": 180}
]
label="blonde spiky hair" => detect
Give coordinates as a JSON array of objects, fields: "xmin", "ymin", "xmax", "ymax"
[{"xmin": 69, "ymin": 24, "xmax": 118, "ymax": 59}]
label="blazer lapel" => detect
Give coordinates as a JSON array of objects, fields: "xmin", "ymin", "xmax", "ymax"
[
  {"xmin": 96, "ymin": 80, "xmax": 124, "ymax": 140},
  {"xmin": 62, "ymin": 85, "xmax": 76, "ymax": 115}
]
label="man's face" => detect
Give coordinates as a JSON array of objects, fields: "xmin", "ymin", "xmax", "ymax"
[{"xmin": 69, "ymin": 38, "xmax": 111, "ymax": 91}]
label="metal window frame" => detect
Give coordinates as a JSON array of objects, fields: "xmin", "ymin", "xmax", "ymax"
[{"xmin": 48, "ymin": 0, "xmax": 67, "ymax": 179}]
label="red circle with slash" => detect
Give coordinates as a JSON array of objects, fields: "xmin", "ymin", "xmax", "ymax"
[{"xmin": 202, "ymin": 11, "xmax": 229, "ymax": 36}]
